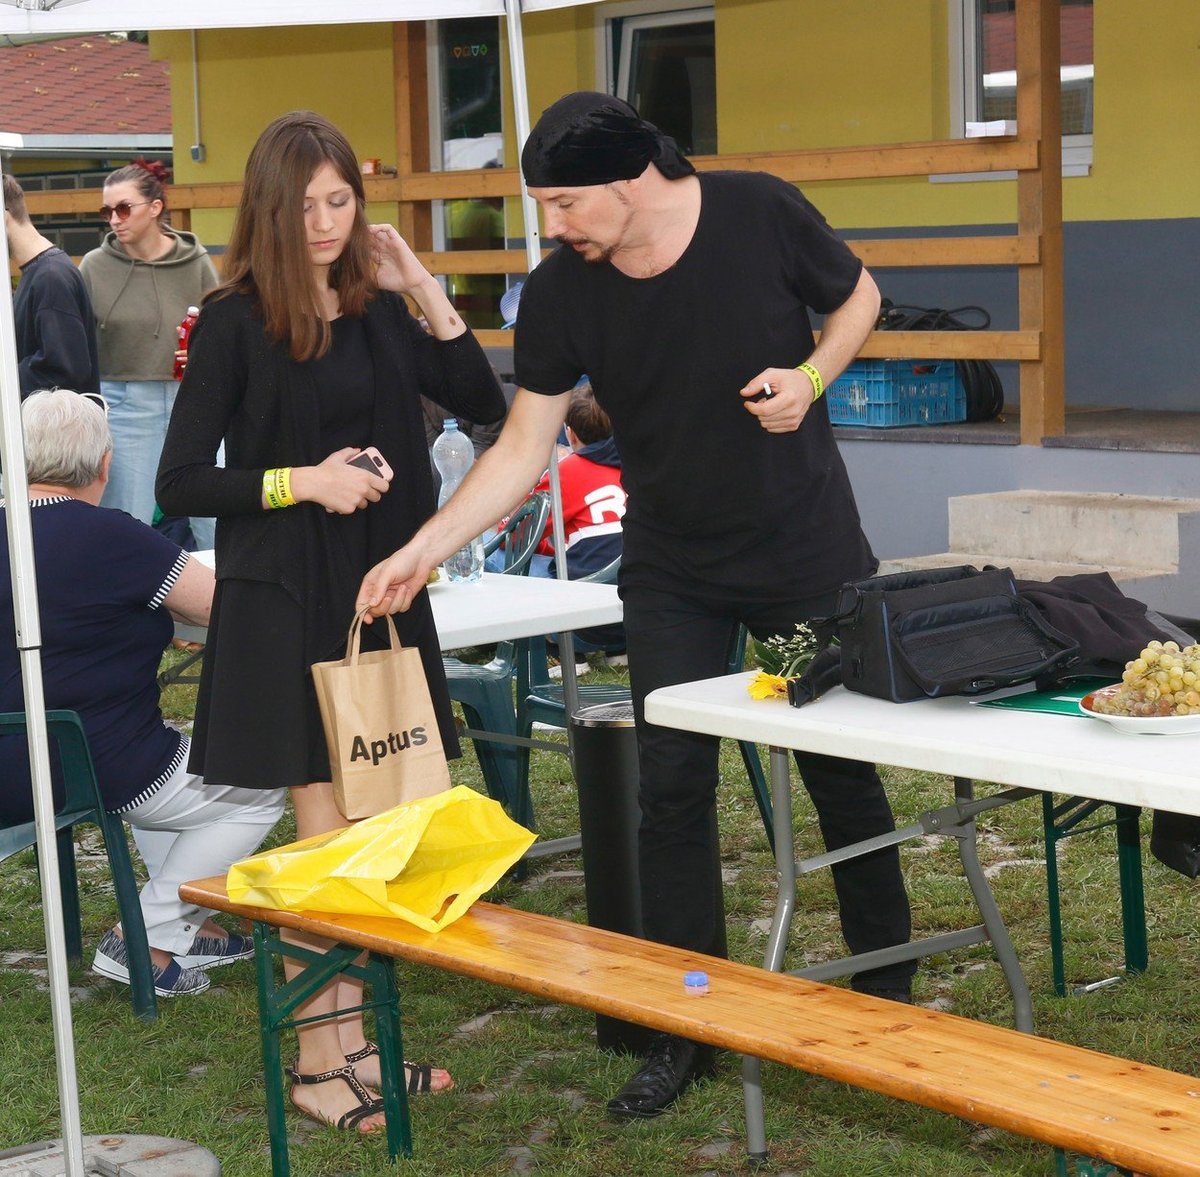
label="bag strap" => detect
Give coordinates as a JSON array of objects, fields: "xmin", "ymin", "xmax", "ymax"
[{"xmin": 346, "ymin": 606, "xmax": 402, "ymax": 666}]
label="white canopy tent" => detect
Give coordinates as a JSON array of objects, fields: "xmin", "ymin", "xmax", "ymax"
[{"xmin": 0, "ymin": 2, "xmax": 594, "ymax": 1170}]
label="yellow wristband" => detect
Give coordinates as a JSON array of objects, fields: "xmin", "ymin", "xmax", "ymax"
[
  {"xmin": 263, "ymin": 468, "xmax": 295, "ymax": 510},
  {"xmin": 797, "ymin": 361, "xmax": 824, "ymax": 401},
  {"xmin": 275, "ymin": 466, "xmax": 296, "ymax": 508}
]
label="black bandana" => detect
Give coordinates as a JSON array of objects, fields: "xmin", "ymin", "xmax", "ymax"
[{"xmin": 521, "ymin": 91, "xmax": 696, "ymax": 188}]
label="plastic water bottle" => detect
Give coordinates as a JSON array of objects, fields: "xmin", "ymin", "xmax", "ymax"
[
  {"xmin": 431, "ymin": 418, "xmax": 484, "ymax": 582},
  {"xmin": 173, "ymin": 305, "xmax": 199, "ymax": 380}
]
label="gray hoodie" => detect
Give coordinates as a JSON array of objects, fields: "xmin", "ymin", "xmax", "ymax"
[{"xmin": 79, "ymin": 228, "xmax": 219, "ymax": 381}]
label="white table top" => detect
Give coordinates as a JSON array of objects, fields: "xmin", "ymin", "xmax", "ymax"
[
  {"xmin": 645, "ymin": 672, "xmax": 1200, "ymax": 817},
  {"xmin": 185, "ymin": 555, "xmax": 622, "ymax": 653},
  {"xmin": 428, "ymin": 572, "xmax": 621, "ymax": 650}
]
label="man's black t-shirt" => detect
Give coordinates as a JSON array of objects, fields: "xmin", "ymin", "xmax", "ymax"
[{"xmin": 515, "ymin": 171, "xmax": 877, "ymax": 603}]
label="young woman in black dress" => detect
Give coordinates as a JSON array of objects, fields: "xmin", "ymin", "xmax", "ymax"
[{"xmin": 157, "ymin": 111, "xmax": 505, "ymax": 1133}]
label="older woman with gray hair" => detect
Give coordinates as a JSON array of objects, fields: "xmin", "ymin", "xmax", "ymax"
[{"xmin": 0, "ymin": 389, "xmax": 285, "ymax": 998}]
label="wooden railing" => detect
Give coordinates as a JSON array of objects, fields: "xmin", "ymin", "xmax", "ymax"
[{"xmin": 23, "ymin": 1, "xmax": 1062, "ymax": 443}]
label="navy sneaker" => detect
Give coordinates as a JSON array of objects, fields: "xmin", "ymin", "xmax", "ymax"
[
  {"xmin": 176, "ymin": 931, "xmax": 255, "ymax": 970},
  {"xmin": 92, "ymin": 929, "xmax": 210, "ymax": 997}
]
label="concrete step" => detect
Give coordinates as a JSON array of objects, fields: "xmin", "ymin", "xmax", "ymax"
[
  {"xmin": 882, "ymin": 491, "xmax": 1200, "ymax": 620},
  {"xmin": 946, "ymin": 490, "xmax": 1200, "ymax": 571}
]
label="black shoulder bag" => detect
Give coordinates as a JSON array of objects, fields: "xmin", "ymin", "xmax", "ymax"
[{"xmin": 789, "ymin": 565, "xmax": 1080, "ymax": 707}]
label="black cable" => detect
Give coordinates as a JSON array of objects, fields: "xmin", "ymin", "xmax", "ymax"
[{"xmin": 876, "ymin": 300, "xmax": 1004, "ymax": 421}]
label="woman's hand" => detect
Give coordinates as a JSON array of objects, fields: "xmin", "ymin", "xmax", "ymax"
[
  {"xmin": 288, "ymin": 448, "xmax": 390, "ymax": 515},
  {"xmin": 370, "ymin": 223, "xmax": 467, "ymax": 340},
  {"xmin": 369, "ymin": 224, "xmax": 431, "ymax": 296}
]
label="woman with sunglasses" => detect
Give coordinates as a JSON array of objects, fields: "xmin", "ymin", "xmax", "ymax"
[
  {"xmin": 79, "ymin": 159, "xmax": 219, "ymax": 549},
  {"xmin": 156, "ymin": 112, "xmax": 506, "ymax": 1135}
]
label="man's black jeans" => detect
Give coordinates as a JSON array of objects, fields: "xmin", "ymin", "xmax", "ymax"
[{"xmin": 622, "ymin": 581, "xmax": 915, "ymax": 993}]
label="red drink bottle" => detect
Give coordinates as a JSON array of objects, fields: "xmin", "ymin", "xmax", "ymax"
[{"xmin": 174, "ymin": 305, "xmax": 200, "ymax": 380}]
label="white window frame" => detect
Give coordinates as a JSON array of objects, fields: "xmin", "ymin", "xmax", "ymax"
[
  {"xmin": 939, "ymin": 0, "xmax": 1092, "ymax": 184},
  {"xmin": 592, "ymin": 0, "xmax": 714, "ymax": 98}
]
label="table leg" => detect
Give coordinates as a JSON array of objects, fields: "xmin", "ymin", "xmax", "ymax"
[
  {"xmin": 253, "ymin": 922, "xmax": 291, "ymax": 1177},
  {"xmin": 950, "ymin": 778, "xmax": 1034, "ymax": 1034},
  {"xmin": 743, "ymin": 745, "xmax": 795, "ymax": 1163},
  {"xmin": 366, "ymin": 951, "xmax": 413, "ymax": 1163},
  {"xmin": 248, "ymin": 926, "xmax": 415, "ymax": 1172},
  {"xmin": 1114, "ymin": 805, "xmax": 1147, "ymax": 978}
]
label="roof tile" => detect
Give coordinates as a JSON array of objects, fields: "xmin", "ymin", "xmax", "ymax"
[{"xmin": 0, "ymin": 34, "xmax": 170, "ymax": 136}]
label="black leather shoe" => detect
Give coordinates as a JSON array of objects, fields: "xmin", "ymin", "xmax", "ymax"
[
  {"xmin": 854, "ymin": 985, "xmax": 913, "ymax": 1005},
  {"xmin": 606, "ymin": 1033, "xmax": 716, "ymax": 1119}
]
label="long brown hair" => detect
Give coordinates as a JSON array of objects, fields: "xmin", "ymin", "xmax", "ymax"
[{"xmin": 214, "ymin": 111, "xmax": 375, "ymax": 362}]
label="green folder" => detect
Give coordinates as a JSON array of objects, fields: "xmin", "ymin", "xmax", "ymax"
[{"xmin": 974, "ymin": 677, "xmax": 1120, "ymax": 717}]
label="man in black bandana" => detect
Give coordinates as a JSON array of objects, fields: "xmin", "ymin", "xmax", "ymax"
[{"xmin": 361, "ymin": 91, "xmax": 914, "ymax": 1119}]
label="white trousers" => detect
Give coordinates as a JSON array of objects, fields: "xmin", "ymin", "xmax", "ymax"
[{"xmin": 123, "ymin": 739, "xmax": 285, "ymax": 954}]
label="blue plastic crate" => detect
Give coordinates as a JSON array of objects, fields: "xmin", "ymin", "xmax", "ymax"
[{"xmin": 827, "ymin": 359, "xmax": 966, "ymax": 428}]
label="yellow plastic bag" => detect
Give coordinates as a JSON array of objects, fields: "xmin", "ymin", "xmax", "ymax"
[{"xmin": 227, "ymin": 786, "xmax": 536, "ymax": 932}]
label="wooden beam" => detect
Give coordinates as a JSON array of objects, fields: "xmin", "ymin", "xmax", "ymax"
[
  {"xmin": 471, "ymin": 328, "xmax": 1042, "ymax": 363},
  {"xmin": 417, "ymin": 238, "xmax": 1040, "ymax": 278},
  {"xmin": 688, "ymin": 138, "xmax": 1038, "ymax": 183},
  {"xmin": 419, "ymin": 248, "xmax": 548, "ymax": 274},
  {"xmin": 393, "ymin": 21, "xmax": 431, "ymax": 251},
  {"xmin": 856, "ymin": 330, "xmax": 1040, "ymax": 361},
  {"xmin": 1016, "ymin": 0, "xmax": 1065, "ymax": 443},
  {"xmin": 21, "ymin": 144, "xmax": 1040, "ymax": 224},
  {"xmin": 24, "ymin": 183, "xmax": 245, "ymax": 217},
  {"xmin": 850, "ymin": 236, "xmax": 1040, "ymax": 268}
]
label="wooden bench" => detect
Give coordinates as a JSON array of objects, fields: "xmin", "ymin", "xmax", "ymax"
[{"xmin": 181, "ymin": 876, "xmax": 1200, "ymax": 1177}]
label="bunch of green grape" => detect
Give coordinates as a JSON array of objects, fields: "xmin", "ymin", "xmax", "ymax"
[{"xmin": 1094, "ymin": 640, "xmax": 1200, "ymax": 717}]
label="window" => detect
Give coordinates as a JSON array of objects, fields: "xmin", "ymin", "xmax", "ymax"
[
  {"xmin": 607, "ymin": 5, "xmax": 715, "ymax": 156},
  {"xmin": 947, "ymin": 0, "xmax": 1092, "ymax": 180},
  {"xmin": 432, "ymin": 17, "xmax": 507, "ymax": 328}
]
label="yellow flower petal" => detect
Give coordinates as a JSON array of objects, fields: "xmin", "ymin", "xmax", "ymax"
[{"xmin": 748, "ymin": 672, "xmax": 789, "ymax": 700}]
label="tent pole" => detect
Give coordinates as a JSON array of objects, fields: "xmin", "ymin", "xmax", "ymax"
[
  {"xmin": 0, "ymin": 160, "xmax": 87, "ymax": 1176},
  {"xmin": 504, "ymin": 0, "xmax": 579, "ymax": 713}
]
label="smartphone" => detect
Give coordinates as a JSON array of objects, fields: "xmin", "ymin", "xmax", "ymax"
[
  {"xmin": 346, "ymin": 446, "xmax": 394, "ymax": 481},
  {"xmin": 747, "ymin": 381, "xmax": 775, "ymax": 404}
]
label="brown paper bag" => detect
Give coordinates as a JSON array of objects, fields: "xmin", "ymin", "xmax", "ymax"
[{"xmin": 312, "ymin": 609, "xmax": 451, "ymax": 820}]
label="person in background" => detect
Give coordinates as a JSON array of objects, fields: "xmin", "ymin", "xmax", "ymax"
[
  {"xmin": 527, "ymin": 381, "xmax": 624, "ymax": 580},
  {"xmin": 358, "ymin": 91, "xmax": 914, "ymax": 1121},
  {"xmin": 2, "ymin": 173, "xmax": 100, "ymax": 399},
  {"xmin": 79, "ymin": 159, "xmax": 219, "ymax": 549},
  {"xmin": 156, "ymin": 111, "xmax": 505, "ymax": 1134},
  {"xmin": 0, "ymin": 390, "xmax": 284, "ymax": 998},
  {"xmin": 490, "ymin": 381, "xmax": 626, "ymax": 665}
]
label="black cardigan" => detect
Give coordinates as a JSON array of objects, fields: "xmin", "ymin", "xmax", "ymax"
[{"xmin": 156, "ymin": 289, "xmax": 505, "ymax": 682}]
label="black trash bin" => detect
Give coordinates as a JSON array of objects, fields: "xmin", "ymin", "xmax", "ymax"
[{"xmin": 570, "ymin": 701, "xmax": 653, "ymax": 1055}]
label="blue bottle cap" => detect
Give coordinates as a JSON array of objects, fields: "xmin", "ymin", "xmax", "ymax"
[{"xmin": 684, "ymin": 970, "xmax": 709, "ymax": 987}]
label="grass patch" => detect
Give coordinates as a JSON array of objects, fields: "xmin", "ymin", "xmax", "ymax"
[{"xmin": 2, "ymin": 654, "xmax": 1197, "ymax": 1173}]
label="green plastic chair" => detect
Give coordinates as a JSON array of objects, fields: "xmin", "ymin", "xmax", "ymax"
[
  {"xmin": 442, "ymin": 493, "xmax": 551, "ymax": 826},
  {"xmin": 0, "ymin": 710, "xmax": 157, "ymax": 1019}
]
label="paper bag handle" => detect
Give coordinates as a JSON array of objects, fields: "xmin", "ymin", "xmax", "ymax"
[{"xmin": 346, "ymin": 606, "xmax": 402, "ymax": 666}]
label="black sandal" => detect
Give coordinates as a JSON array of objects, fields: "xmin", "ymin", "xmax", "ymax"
[
  {"xmin": 286, "ymin": 1062, "xmax": 385, "ymax": 1132},
  {"xmin": 345, "ymin": 1041, "xmax": 443, "ymax": 1094}
]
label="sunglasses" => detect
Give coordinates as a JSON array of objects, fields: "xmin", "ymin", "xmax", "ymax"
[
  {"xmin": 79, "ymin": 391, "xmax": 110, "ymax": 417},
  {"xmin": 99, "ymin": 200, "xmax": 153, "ymax": 222}
]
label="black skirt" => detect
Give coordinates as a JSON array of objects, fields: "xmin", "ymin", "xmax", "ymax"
[{"xmin": 188, "ymin": 579, "xmax": 458, "ymax": 790}]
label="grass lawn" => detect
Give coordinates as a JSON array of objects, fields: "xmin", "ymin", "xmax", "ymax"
[{"xmin": 2, "ymin": 648, "xmax": 1197, "ymax": 1175}]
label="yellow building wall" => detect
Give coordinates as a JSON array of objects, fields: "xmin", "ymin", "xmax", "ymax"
[
  {"xmin": 153, "ymin": 0, "xmax": 1197, "ymax": 247},
  {"xmin": 520, "ymin": 0, "xmax": 1198, "ymax": 229},
  {"xmin": 152, "ymin": 24, "xmax": 397, "ymax": 249}
]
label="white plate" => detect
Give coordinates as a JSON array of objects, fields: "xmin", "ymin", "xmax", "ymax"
[{"xmin": 1079, "ymin": 686, "xmax": 1200, "ymax": 736}]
